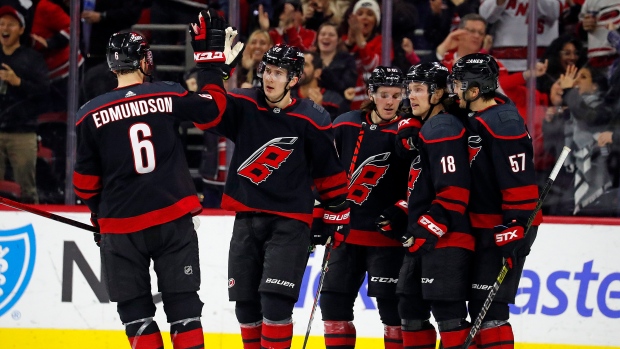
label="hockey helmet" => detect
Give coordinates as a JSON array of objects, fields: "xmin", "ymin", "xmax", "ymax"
[
  {"xmin": 258, "ymin": 44, "xmax": 305, "ymax": 81},
  {"xmin": 406, "ymin": 62, "xmax": 450, "ymax": 94},
  {"xmin": 107, "ymin": 32, "xmax": 153, "ymax": 73},
  {"xmin": 367, "ymin": 66, "xmax": 405, "ymax": 93},
  {"xmin": 449, "ymin": 53, "xmax": 499, "ymax": 94}
]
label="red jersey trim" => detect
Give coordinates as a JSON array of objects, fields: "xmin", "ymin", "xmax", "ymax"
[
  {"xmin": 436, "ymin": 232, "xmax": 475, "ymax": 251},
  {"xmin": 345, "ymin": 229, "xmax": 402, "ymax": 247},
  {"xmin": 437, "ymin": 186, "xmax": 469, "ymax": 204},
  {"xmin": 220, "ymin": 194, "xmax": 313, "ymax": 225},
  {"xmin": 475, "ymin": 117, "xmax": 528, "ymax": 140},
  {"xmin": 73, "ymin": 171, "xmax": 101, "ymax": 191},
  {"xmin": 433, "ymin": 198, "xmax": 466, "ymax": 215},
  {"xmin": 99, "ymin": 195, "xmax": 202, "ymax": 233},
  {"xmin": 314, "ymin": 172, "xmax": 349, "ymax": 201},
  {"xmin": 73, "ymin": 188, "xmax": 99, "ymax": 200},
  {"xmin": 229, "ymin": 92, "xmax": 269, "ymax": 111},
  {"xmin": 420, "ymin": 127, "xmax": 466, "ymax": 143},
  {"xmin": 194, "ymin": 83, "xmax": 226, "ymax": 130},
  {"xmin": 469, "ymin": 213, "xmax": 503, "ymax": 228},
  {"xmin": 501, "ymin": 185, "xmax": 538, "ymax": 202},
  {"xmin": 287, "ymin": 112, "xmax": 331, "ymax": 130}
]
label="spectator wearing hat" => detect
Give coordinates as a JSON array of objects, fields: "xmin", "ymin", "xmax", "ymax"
[
  {"xmin": 342, "ymin": 0, "xmax": 393, "ymax": 109},
  {"xmin": 0, "ymin": 5, "xmax": 50, "ymax": 203}
]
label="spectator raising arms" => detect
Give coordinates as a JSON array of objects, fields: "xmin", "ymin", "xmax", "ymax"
[
  {"xmin": 239, "ymin": 28, "xmax": 273, "ymax": 88},
  {"xmin": 263, "ymin": 0, "xmax": 317, "ymax": 51}
]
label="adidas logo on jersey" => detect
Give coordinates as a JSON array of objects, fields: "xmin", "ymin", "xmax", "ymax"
[{"xmin": 125, "ymin": 91, "xmax": 136, "ymax": 98}]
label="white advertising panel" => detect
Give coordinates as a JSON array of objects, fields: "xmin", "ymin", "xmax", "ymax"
[{"xmin": 0, "ymin": 210, "xmax": 619, "ymax": 348}]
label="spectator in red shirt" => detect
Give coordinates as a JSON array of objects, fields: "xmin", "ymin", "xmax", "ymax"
[{"xmin": 261, "ymin": 0, "xmax": 317, "ymax": 51}]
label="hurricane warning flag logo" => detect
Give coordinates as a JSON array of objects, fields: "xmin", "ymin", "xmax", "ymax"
[{"xmin": 0, "ymin": 225, "xmax": 36, "ymax": 317}]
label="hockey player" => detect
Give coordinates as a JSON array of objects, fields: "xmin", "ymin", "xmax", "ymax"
[
  {"xmin": 73, "ymin": 10, "xmax": 243, "ymax": 349},
  {"xmin": 450, "ymin": 53, "xmax": 542, "ymax": 348},
  {"xmin": 216, "ymin": 43, "xmax": 350, "ymax": 349},
  {"xmin": 317, "ymin": 66, "xmax": 410, "ymax": 349},
  {"xmin": 378, "ymin": 62, "xmax": 476, "ymax": 349}
]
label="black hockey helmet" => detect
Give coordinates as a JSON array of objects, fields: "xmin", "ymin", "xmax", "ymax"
[
  {"xmin": 367, "ymin": 66, "xmax": 405, "ymax": 93},
  {"xmin": 406, "ymin": 62, "xmax": 450, "ymax": 94},
  {"xmin": 107, "ymin": 32, "xmax": 153, "ymax": 73},
  {"xmin": 450, "ymin": 53, "xmax": 499, "ymax": 94},
  {"xmin": 258, "ymin": 43, "xmax": 305, "ymax": 81}
]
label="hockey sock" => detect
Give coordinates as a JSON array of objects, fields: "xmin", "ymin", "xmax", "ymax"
[
  {"xmin": 383, "ymin": 325, "xmax": 403, "ymax": 349},
  {"xmin": 125, "ymin": 317, "xmax": 164, "ymax": 349},
  {"xmin": 240, "ymin": 321, "xmax": 262, "ymax": 349},
  {"xmin": 401, "ymin": 320, "xmax": 436, "ymax": 349},
  {"xmin": 477, "ymin": 322, "xmax": 514, "ymax": 349},
  {"xmin": 261, "ymin": 318, "xmax": 293, "ymax": 349},
  {"xmin": 323, "ymin": 320, "xmax": 356, "ymax": 348},
  {"xmin": 438, "ymin": 324, "xmax": 477, "ymax": 349},
  {"xmin": 169, "ymin": 317, "xmax": 204, "ymax": 349}
]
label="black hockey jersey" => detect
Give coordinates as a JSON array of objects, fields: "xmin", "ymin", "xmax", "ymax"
[
  {"xmin": 215, "ymin": 88, "xmax": 348, "ymax": 225},
  {"xmin": 407, "ymin": 111, "xmax": 474, "ymax": 251},
  {"xmin": 467, "ymin": 103, "xmax": 542, "ymax": 237},
  {"xmin": 73, "ymin": 71, "xmax": 227, "ymax": 234},
  {"xmin": 333, "ymin": 110, "xmax": 410, "ymax": 247}
]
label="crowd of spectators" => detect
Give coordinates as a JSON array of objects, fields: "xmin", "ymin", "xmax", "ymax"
[{"xmin": 1, "ymin": 0, "xmax": 620, "ymax": 216}]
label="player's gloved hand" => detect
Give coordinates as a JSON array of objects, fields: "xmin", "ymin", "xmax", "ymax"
[
  {"xmin": 395, "ymin": 116, "xmax": 422, "ymax": 158},
  {"xmin": 90, "ymin": 213, "xmax": 101, "ymax": 247},
  {"xmin": 401, "ymin": 215, "xmax": 445, "ymax": 257},
  {"xmin": 189, "ymin": 9, "xmax": 244, "ymax": 79},
  {"xmin": 493, "ymin": 220, "xmax": 526, "ymax": 269},
  {"xmin": 322, "ymin": 200, "xmax": 350, "ymax": 249},
  {"xmin": 311, "ymin": 204, "xmax": 330, "ymax": 246},
  {"xmin": 375, "ymin": 200, "xmax": 408, "ymax": 240}
]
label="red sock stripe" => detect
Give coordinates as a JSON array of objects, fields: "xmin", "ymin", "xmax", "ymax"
[
  {"xmin": 170, "ymin": 328, "xmax": 204, "ymax": 349},
  {"xmin": 240, "ymin": 323, "xmax": 262, "ymax": 349},
  {"xmin": 384, "ymin": 325, "xmax": 403, "ymax": 349},
  {"xmin": 324, "ymin": 321, "xmax": 356, "ymax": 348},
  {"xmin": 261, "ymin": 322, "xmax": 293, "ymax": 349},
  {"xmin": 402, "ymin": 328, "xmax": 436, "ymax": 349},
  {"xmin": 440, "ymin": 327, "xmax": 476, "ymax": 349},
  {"xmin": 127, "ymin": 332, "xmax": 164, "ymax": 349},
  {"xmin": 477, "ymin": 324, "xmax": 514, "ymax": 349}
]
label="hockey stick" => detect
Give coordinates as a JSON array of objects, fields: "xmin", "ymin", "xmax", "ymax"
[
  {"xmin": 462, "ymin": 146, "xmax": 571, "ymax": 348},
  {"xmin": 301, "ymin": 122, "xmax": 367, "ymax": 348},
  {"xmin": 302, "ymin": 237, "xmax": 333, "ymax": 349},
  {"xmin": 0, "ymin": 196, "xmax": 98, "ymax": 233}
]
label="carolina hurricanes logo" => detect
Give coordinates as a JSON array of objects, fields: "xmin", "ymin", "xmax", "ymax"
[
  {"xmin": 407, "ymin": 155, "xmax": 422, "ymax": 201},
  {"xmin": 468, "ymin": 135, "xmax": 482, "ymax": 165},
  {"xmin": 348, "ymin": 152, "xmax": 390, "ymax": 205},
  {"xmin": 238, "ymin": 137, "xmax": 297, "ymax": 184}
]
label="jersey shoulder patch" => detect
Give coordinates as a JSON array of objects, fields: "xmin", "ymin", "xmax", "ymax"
[
  {"xmin": 420, "ymin": 113, "xmax": 464, "ymax": 141},
  {"xmin": 333, "ymin": 110, "xmax": 363, "ymax": 126},
  {"xmin": 477, "ymin": 104, "xmax": 526, "ymax": 137},
  {"xmin": 294, "ymin": 98, "xmax": 332, "ymax": 127}
]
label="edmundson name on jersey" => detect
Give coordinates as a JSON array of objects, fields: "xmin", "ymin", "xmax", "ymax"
[{"xmin": 92, "ymin": 97, "xmax": 173, "ymax": 128}]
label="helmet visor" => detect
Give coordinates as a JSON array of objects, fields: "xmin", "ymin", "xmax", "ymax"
[
  {"xmin": 407, "ymin": 81, "xmax": 431, "ymax": 99},
  {"xmin": 447, "ymin": 76, "xmax": 468, "ymax": 95}
]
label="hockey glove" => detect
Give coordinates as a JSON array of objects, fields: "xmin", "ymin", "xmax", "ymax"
[
  {"xmin": 90, "ymin": 213, "xmax": 101, "ymax": 247},
  {"xmin": 395, "ymin": 116, "xmax": 422, "ymax": 159},
  {"xmin": 310, "ymin": 205, "xmax": 330, "ymax": 246},
  {"xmin": 375, "ymin": 200, "xmax": 408, "ymax": 241},
  {"xmin": 189, "ymin": 9, "xmax": 244, "ymax": 79},
  {"xmin": 493, "ymin": 220, "xmax": 527, "ymax": 269},
  {"xmin": 401, "ymin": 215, "xmax": 445, "ymax": 257},
  {"xmin": 322, "ymin": 200, "xmax": 351, "ymax": 248}
]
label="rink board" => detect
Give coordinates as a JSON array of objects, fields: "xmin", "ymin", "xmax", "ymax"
[{"xmin": 0, "ymin": 209, "xmax": 619, "ymax": 348}]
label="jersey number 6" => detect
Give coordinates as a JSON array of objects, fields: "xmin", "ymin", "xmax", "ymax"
[{"xmin": 129, "ymin": 123, "xmax": 156, "ymax": 174}]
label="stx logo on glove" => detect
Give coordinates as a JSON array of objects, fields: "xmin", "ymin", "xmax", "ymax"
[
  {"xmin": 495, "ymin": 227, "xmax": 524, "ymax": 245},
  {"xmin": 194, "ymin": 51, "xmax": 225, "ymax": 62},
  {"xmin": 418, "ymin": 215, "xmax": 446, "ymax": 237},
  {"xmin": 348, "ymin": 152, "xmax": 390, "ymax": 205},
  {"xmin": 238, "ymin": 137, "xmax": 297, "ymax": 184}
]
